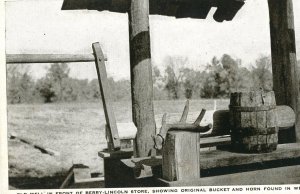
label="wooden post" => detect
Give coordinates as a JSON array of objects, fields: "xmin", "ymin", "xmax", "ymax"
[
  {"xmin": 268, "ymin": 0, "xmax": 299, "ymax": 142},
  {"xmin": 128, "ymin": 0, "xmax": 156, "ymax": 157},
  {"xmin": 162, "ymin": 131, "xmax": 200, "ymax": 181}
]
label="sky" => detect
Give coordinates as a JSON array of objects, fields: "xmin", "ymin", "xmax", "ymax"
[{"xmin": 5, "ymin": 0, "xmax": 300, "ymax": 81}]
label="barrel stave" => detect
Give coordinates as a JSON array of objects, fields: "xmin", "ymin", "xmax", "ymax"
[{"xmin": 230, "ymin": 91, "xmax": 278, "ymax": 153}]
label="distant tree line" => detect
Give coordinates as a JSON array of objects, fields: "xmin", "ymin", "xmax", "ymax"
[
  {"xmin": 159, "ymin": 54, "xmax": 274, "ymax": 100},
  {"xmin": 6, "ymin": 54, "xmax": 296, "ymax": 104}
]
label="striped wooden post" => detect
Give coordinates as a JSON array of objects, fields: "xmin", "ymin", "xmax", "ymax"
[
  {"xmin": 268, "ymin": 0, "xmax": 299, "ymax": 142},
  {"xmin": 128, "ymin": 0, "xmax": 156, "ymax": 157}
]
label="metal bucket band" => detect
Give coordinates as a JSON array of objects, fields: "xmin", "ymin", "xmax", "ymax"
[
  {"xmin": 229, "ymin": 105, "xmax": 276, "ymax": 112},
  {"xmin": 231, "ymin": 127, "xmax": 278, "ymax": 136}
]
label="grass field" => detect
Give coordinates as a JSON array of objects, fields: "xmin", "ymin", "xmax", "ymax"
[{"xmin": 7, "ymin": 99, "xmax": 229, "ymax": 188}]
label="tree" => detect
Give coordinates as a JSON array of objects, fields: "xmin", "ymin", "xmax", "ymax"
[
  {"xmin": 62, "ymin": 78, "xmax": 90, "ymax": 101},
  {"xmin": 152, "ymin": 65, "xmax": 168, "ymax": 100},
  {"xmin": 47, "ymin": 63, "xmax": 70, "ymax": 100},
  {"xmin": 109, "ymin": 78, "xmax": 131, "ymax": 101},
  {"xmin": 46, "ymin": 63, "xmax": 70, "ymax": 101},
  {"xmin": 35, "ymin": 77, "xmax": 55, "ymax": 103},
  {"xmin": 180, "ymin": 68, "xmax": 201, "ymax": 99},
  {"xmin": 201, "ymin": 56, "xmax": 223, "ymax": 98},
  {"xmin": 88, "ymin": 79, "xmax": 101, "ymax": 100},
  {"xmin": 201, "ymin": 55, "xmax": 253, "ymax": 98},
  {"xmin": 152, "ymin": 65, "xmax": 162, "ymax": 87},
  {"xmin": 220, "ymin": 54, "xmax": 240, "ymax": 94},
  {"xmin": 35, "ymin": 63, "xmax": 70, "ymax": 103},
  {"xmin": 164, "ymin": 56, "xmax": 188, "ymax": 99},
  {"xmin": 7, "ymin": 64, "xmax": 35, "ymax": 104},
  {"xmin": 251, "ymin": 55, "xmax": 273, "ymax": 91}
]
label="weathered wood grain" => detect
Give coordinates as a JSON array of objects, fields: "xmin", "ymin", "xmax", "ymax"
[
  {"xmin": 121, "ymin": 143, "xmax": 300, "ymax": 180},
  {"xmin": 6, "ymin": 54, "xmax": 106, "ymax": 63},
  {"xmin": 93, "ymin": 42, "xmax": 120, "ymax": 150},
  {"xmin": 73, "ymin": 165, "xmax": 91, "ymax": 183},
  {"xmin": 268, "ymin": 0, "xmax": 299, "ymax": 143},
  {"xmin": 162, "ymin": 131, "xmax": 200, "ymax": 181},
  {"xmin": 121, "ymin": 143, "xmax": 300, "ymax": 185},
  {"xmin": 157, "ymin": 164, "xmax": 300, "ymax": 186},
  {"xmin": 230, "ymin": 91, "xmax": 278, "ymax": 152},
  {"xmin": 200, "ymin": 143, "xmax": 300, "ymax": 170},
  {"xmin": 128, "ymin": 0, "xmax": 156, "ymax": 157}
]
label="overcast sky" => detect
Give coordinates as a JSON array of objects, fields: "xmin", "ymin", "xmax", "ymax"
[{"xmin": 5, "ymin": 0, "xmax": 300, "ymax": 80}]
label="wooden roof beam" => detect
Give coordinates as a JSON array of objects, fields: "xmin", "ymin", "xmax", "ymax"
[{"xmin": 62, "ymin": 0, "xmax": 245, "ymax": 22}]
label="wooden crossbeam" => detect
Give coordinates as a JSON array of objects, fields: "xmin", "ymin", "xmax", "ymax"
[
  {"xmin": 6, "ymin": 54, "xmax": 107, "ymax": 64},
  {"xmin": 92, "ymin": 42, "xmax": 120, "ymax": 150}
]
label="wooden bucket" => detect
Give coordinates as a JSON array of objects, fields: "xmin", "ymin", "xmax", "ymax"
[{"xmin": 229, "ymin": 91, "xmax": 278, "ymax": 153}]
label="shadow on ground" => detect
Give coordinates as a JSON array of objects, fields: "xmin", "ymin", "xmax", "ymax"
[
  {"xmin": 9, "ymin": 172, "xmax": 105, "ymax": 189},
  {"xmin": 9, "ymin": 175, "xmax": 65, "ymax": 189}
]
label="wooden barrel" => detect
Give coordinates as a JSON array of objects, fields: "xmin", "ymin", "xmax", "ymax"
[{"xmin": 229, "ymin": 91, "xmax": 278, "ymax": 153}]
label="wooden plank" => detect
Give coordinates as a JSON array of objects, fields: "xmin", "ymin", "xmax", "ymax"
[
  {"xmin": 200, "ymin": 135, "xmax": 231, "ymax": 147},
  {"xmin": 157, "ymin": 164, "xmax": 300, "ymax": 186},
  {"xmin": 106, "ymin": 135, "xmax": 229, "ymax": 161},
  {"xmin": 162, "ymin": 131, "xmax": 200, "ymax": 181},
  {"xmin": 103, "ymin": 156, "xmax": 134, "ymax": 188},
  {"xmin": 121, "ymin": 143, "xmax": 300, "ymax": 179},
  {"xmin": 200, "ymin": 143, "xmax": 300, "ymax": 170},
  {"xmin": 117, "ymin": 122, "xmax": 137, "ymax": 140},
  {"xmin": 120, "ymin": 135, "xmax": 229, "ymax": 179},
  {"xmin": 128, "ymin": 0, "xmax": 156, "ymax": 157},
  {"xmin": 126, "ymin": 157, "xmax": 163, "ymax": 179},
  {"xmin": 276, "ymin": 99, "xmax": 296, "ymax": 129},
  {"xmin": 74, "ymin": 177, "xmax": 104, "ymax": 183},
  {"xmin": 106, "ymin": 123, "xmax": 135, "ymax": 150},
  {"xmin": 73, "ymin": 165, "xmax": 91, "ymax": 183},
  {"xmin": 60, "ymin": 164, "xmax": 104, "ymax": 188},
  {"xmin": 92, "ymin": 42, "xmax": 120, "ymax": 150},
  {"xmin": 98, "ymin": 148, "xmax": 133, "ymax": 159},
  {"xmin": 105, "ymin": 125, "xmax": 114, "ymax": 151},
  {"xmin": 60, "ymin": 166, "xmax": 75, "ymax": 189},
  {"xmin": 268, "ymin": 0, "xmax": 299, "ymax": 143},
  {"xmin": 6, "ymin": 54, "xmax": 107, "ymax": 63}
]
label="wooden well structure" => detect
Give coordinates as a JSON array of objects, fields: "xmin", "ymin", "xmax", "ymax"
[{"xmin": 60, "ymin": 0, "xmax": 300, "ymax": 187}]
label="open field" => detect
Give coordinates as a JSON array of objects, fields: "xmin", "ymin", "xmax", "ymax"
[{"xmin": 7, "ymin": 99, "xmax": 229, "ymax": 188}]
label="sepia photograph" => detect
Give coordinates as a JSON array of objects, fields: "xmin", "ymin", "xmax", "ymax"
[{"xmin": 1, "ymin": 0, "xmax": 300, "ymax": 192}]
